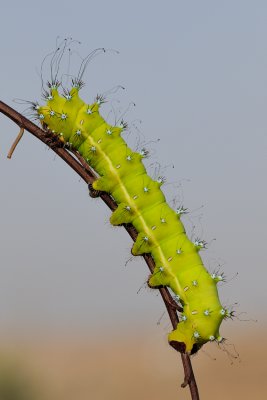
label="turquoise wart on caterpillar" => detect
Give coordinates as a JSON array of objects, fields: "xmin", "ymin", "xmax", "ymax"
[{"xmin": 33, "ymin": 44, "xmax": 231, "ymax": 354}]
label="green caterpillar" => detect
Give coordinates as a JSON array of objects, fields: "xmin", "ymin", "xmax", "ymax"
[{"xmin": 34, "ymin": 53, "xmax": 228, "ymax": 354}]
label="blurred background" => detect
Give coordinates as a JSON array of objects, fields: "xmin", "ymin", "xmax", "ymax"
[{"xmin": 0, "ymin": 0, "xmax": 267, "ymax": 398}]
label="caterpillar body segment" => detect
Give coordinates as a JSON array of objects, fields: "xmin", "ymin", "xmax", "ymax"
[{"xmin": 37, "ymin": 84, "xmax": 224, "ymax": 353}]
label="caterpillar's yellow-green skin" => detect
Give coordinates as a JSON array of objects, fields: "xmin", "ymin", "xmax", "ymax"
[{"xmin": 37, "ymin": 85, "xmax": 225, "ymax": 353}]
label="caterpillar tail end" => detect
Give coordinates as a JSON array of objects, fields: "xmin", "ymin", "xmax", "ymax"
[
  {"xmin": 168, "ymin": 325, "xmax": 203, "ymax": 355},
  {"xmin": 168, "ymin": 329, "xmax": 195, "ymax": 354}
]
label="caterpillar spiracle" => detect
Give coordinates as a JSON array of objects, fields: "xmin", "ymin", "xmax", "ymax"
[{"xmin": 32, "ymin": 45, "xmax": 228, "ymax": 355}]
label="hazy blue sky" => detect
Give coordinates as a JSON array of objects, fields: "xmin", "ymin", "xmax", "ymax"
[{"xmin": 0, "ymin": 1, "xmax": 266, "ymax": 337}]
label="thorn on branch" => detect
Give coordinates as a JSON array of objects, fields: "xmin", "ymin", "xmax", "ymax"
[{"xmin": 7, "ymin": 127, "xmax": 24, "ymax": 159}]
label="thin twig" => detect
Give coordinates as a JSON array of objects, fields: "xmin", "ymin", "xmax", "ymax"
[
  {"xmin": 0, "ymin": 100, "xmax": 200, "ymax": 400},
  {"xmin": 7, "ymin": 127, "xmax": 24, "ymax": 158}
]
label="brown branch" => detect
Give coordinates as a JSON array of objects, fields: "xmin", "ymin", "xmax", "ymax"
[{"xmin": 0, "ymin": 100, "xmax": 200, "ymax": 400}]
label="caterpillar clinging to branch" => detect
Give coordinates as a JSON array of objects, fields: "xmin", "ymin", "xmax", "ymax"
[{"xmin": 21, "ymin": 40, "xmax": 230, "ymax": 356}]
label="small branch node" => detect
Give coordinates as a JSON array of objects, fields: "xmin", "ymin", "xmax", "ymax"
[
  {"xmin": 181, "ymin": 379, "xmax": 189, "ymax": 388},
  {"xmin": 181, "ymin": 372, "xmax": 192, "ymax": 388}
]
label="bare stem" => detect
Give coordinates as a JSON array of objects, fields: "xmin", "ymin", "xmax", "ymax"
[
  {"xmin": 0, "ymin": 100, "xmax": 200, "ymax": 400},
  {"xmin": 7, "ymin": 127, "xmax": 24, "ymax": 158}
]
